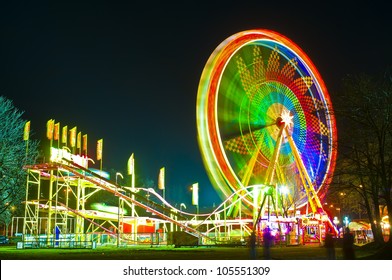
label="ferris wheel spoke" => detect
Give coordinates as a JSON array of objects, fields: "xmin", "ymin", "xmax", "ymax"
[{"xmin": 222, "ymin": 122, "xmax": 275, "ymax": 143}]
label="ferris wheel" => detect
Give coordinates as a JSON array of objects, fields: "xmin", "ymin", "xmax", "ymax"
[{"xmin": 196, "ymin": 29, "xmax": 337, "ymax": 216}]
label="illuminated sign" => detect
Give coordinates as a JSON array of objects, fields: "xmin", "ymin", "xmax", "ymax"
[{"xmin": 50, "ymin": 147, "xmax": 88, "ymax": 168}]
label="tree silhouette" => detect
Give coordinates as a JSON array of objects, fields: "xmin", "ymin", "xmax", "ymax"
[
  {"xmin": 0, "ymin": 96, "xmax": 39, "ymax": 231},
  {"xmin": 332, "ymin": 70, "xmax": 392, "ymax": 246}
]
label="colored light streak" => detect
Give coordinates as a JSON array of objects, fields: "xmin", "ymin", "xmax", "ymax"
[
  {"xmin": 196, "ymin": 29, "xmax": 337, "ymax": 212},
  {"xmin": 91, "ymin": 203, "xmax": 128, "ymax": 215}
]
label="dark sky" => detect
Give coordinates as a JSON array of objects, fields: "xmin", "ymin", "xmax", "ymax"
[{"xmin": 1, "ymin": 1, "xmax": 391, "ymax": 210}]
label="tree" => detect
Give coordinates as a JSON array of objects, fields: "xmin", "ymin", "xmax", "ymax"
[
  {"xmin": 333, "ymin": 70, "xmax": 392, "ymax": 246},
  {"xmin": 0, "ymin": 96, "xmax": 39, "ymax": 233}
]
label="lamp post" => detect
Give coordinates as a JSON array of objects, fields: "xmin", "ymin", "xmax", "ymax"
[
  {"xmin": 344, "ymin": 216, "xmax": 349, "ymax": 228},
  {"xmin": 336, "ymin": 207, "xmax": 341, "ymax": 224},
  {"xmin": 333, "ymin": 216, "xmax": 340, "ymax": 229},
  {"xmin": 116, "ymin": 172, "xmax": 123, "ymax": 247}
]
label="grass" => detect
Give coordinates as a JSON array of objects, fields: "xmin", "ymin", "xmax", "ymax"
[{"xmin": 1, "ymin": 242, "xmax": 390, "ymax": 260}]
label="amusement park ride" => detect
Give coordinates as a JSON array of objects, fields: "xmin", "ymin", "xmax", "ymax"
[{"xmin": 18, "ymin": 29, "xmax": 338, "ymax": 248}]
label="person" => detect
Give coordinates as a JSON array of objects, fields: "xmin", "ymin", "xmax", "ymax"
[
  {"xmin": 324, "ymin": 229, "xmax": 335, "ymax": 259},
  {"xmin": 249, "ymin": 231, "xmax": 257, "ymax": 259},
  {"xmin": 263, "ymin": 226, "xmax": 272, "ymax": 259},
  {"xmin": 342, "ymin": 227, "xmax": 355, "ymax": 259}
]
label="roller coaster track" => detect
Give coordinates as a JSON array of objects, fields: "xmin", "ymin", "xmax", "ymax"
[
  {"xmin": 25, "ymin": 160, "xmax": 213, "ymax": 243},
  {"xmin": 26, "ymin": 199, "xmax": 118, "ymax": 237}
]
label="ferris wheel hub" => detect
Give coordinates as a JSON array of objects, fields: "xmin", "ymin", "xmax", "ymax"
[
  {"xmin": 276, "ymin": 116, "xmax": 284, "ymax": 127},
  {"xmin": 276, "ymin": 110, "xmax": 293, "ymax": 128}
]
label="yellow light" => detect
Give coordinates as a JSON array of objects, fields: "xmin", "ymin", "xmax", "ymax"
[
  {"xmin": 23, "ymin": 121, "xmax": 30, "ymax": 141},
  {"xmin": 279, "ymin": 186, "xmax": 289, "ymax": 194},
  {"xmin": 96, "ymin": 139, "xmax": 103, "ymax": 161},
  {"xmin": 280, "ymin": 109, "xmax": 293, "ymax": 127}
]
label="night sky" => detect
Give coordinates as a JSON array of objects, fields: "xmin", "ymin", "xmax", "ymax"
[{"xmin": 1, "ymin": 1, "xmax": 391, "ymax": 210}]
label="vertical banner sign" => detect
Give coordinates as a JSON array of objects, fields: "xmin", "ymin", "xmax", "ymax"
[
  {"xmin": 62, "ymin": 125, "xmax": 68, "ymax": 145},
  {"xmin": 97, "ymin": 139, "xmax": 103, "ymax": 161},
  {"xmin": 192, "ymin": 183, "xmax": 199, "ymax": 206},
  {"xmin": 69, "ymin": 126, "xmax": 77, "ymax": 148},
  {"xmin": 158, "ymin": 167, "xmax": 165, "ymax": 190},
  {"xmin": 23, "ymin": 121, "xmax": 30, "ymax": 141},
  {"xmin": 127, "ymin": 153, "xmax": 134, "ymax": 175},
  {"xmin": 54, "ymin": 122, "xmax": 60, "ymax": 141},
  {"xmin": 77, "ymin": 132, "xmax": 81, "ymax": 152},
  {"xmin": 46, "ymin": 119, "xmax": 54, "ymax": 140},
  {"xmin": 82, "ymin": 134, "xmax": 88, "ymax": 155}
]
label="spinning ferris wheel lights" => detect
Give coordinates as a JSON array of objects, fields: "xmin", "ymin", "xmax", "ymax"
[{"xmin": 196, "ymin": 29, "xmax": 337, "ymax": 217}]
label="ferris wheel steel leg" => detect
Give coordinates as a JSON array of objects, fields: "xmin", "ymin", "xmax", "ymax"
[
  {"xmin": 287, "ymin": 146, "xmax": 318, "ymax": 212},
  {"xmin": 254, "ymin": 186, "xmax": 280, "ymax": 223},
  {"xmin": 264, "ymin": 125, "xmax": 285, "ymax": 186},
  {"xmin": 275, "ymin": 162, "xmax": 294, "ymax": 208},
  {"xmin": 243, "ymin": 124, "xmax": 286, "ymax": 226},
  {"xmin": 227, "ymin": 141, "xmax": 261, "ymax": 218},
  {"xmin": 254, "ymin": 124, "xmax": 285, "ymax": 223},
  {"xmin": 285, "ymin": 127, "xmax": 323, "ymax": 213},
  {"xmin": 258, "ymin": 193, "xmax": 268, "ymax": 222},
  {"xmin": 252, "ymin": 123, "xmax": 287, "ymax": 232},
  {"xmin": 292, "ymin": 154, "xmax": 314, "ymax": 211}
]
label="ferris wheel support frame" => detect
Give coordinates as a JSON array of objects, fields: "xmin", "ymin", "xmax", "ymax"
[
  {"xmin": 285, "ymin": 126, "xmax": 323, "ymax": 214},
  {"xmin": 251, "ymin": 121, "xmax": 330, "ymax": 223}
]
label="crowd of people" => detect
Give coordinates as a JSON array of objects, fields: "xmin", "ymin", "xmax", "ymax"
[
  {"xmin": 325, "ymin": 226, "xmax": 356, "ymax": 260},
  {"xmin": 249, "ymin": 225, "xmax": 356, "ymax": 260}
]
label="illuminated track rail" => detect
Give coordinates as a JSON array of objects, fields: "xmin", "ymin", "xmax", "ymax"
[{"xmin": 24, "ymin": 160, "xmax": 214, "ymax": 243}]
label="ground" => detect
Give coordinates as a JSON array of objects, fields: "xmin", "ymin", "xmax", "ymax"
[{"xmin": 0, "ymin": 242, "xmax": 391, "ymax": 260}]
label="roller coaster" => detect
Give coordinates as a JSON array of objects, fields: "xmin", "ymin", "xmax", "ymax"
[{"xmin": 20, "ymin": 148, "xmax": 306, "ymax": 248}]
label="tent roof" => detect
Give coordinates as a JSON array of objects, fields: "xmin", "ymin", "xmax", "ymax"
[{"xmin": 349, "ymin": 221, "xmax": 371, "ymax": 231}]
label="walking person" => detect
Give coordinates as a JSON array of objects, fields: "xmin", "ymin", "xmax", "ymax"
[
  {"xmin": 324, "ymin": 229, "xmax": 335, "ymax": 259},
  {"xmin": 249, "ymin": 231, "xmax": 257, "ymax": 259},
  {"xmin": 343, "ymin": 227, "xmax": 355, "ymax": 259},
  {"xmin": 263, "ymin": 226, "xmax": 272, "ymax": 259}
]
